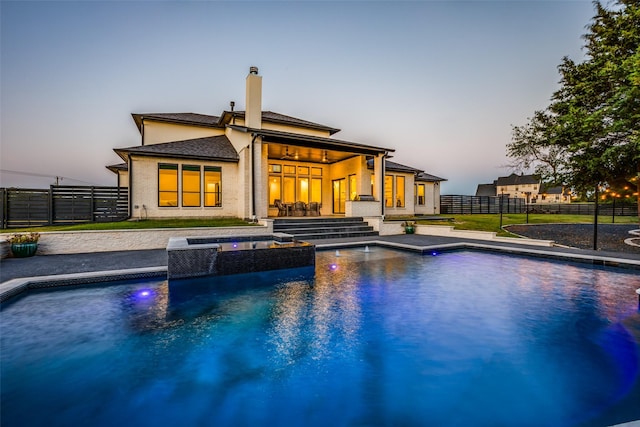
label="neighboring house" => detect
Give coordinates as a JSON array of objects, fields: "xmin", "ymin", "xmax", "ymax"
[
  {"xmin": 474, "ymin": 183, "xmax": 496, "ymax": 197},
  {"xmin": 475, "ymin": 173, "xmax": 571, "ymax": 204},
  {"xmin": 107, "ymin": 67, "xmax": 446, "ymax": 220},
  {"xmin": 537, "ymin": 184, "xmax": 572, "ymax": 204}
]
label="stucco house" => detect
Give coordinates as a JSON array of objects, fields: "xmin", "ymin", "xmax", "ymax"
[
  {"xmin": 475, "ymin": 173, "xmax": 571, "ymax": 204},
  {"xmin": 107, "ymin": 67, "xmax": 445, "ymax": 220}
]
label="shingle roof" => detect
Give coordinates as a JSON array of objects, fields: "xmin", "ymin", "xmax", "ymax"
[
  {"xmin": 415, "ymin": 172, "xmax": 447, "ymax": 182},
  {"xmin": 133, "ymin": 110, "xmax": 341, "ymax": 135},
  {"xmin": 106, "ymin": 163, "xmax": 128, "ymax": 173},
  {"xmin": 114, "ymin": 135, "xmax": 239, "ymax": 162},
  {"xmin": 365, "ymin": 159, "xmax": 446, "ymax": 180},
  {"xmin": 132, "ymin": 113, "xmax": 222, "ymax": 132},
  {"xmin": 219, "ymin": 110, "xmax": 341, "ymax": 135},
  {"xmin": 475, "ymin": 183, "xmax": 496, "ymax": 197},
  {"xmin": 539, "ymin": 184, "xmax": 564, "ymax": 195},
  {"xmin": 496, "ymin": 173, "xmax": 539, "ymax": 186}
]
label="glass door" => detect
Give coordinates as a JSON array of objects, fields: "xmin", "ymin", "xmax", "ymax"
[{"xmin": 332, "ymin": 179, "xmax": 346, "ymax": 214}]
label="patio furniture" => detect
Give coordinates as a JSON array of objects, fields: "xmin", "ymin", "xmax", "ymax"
[
  {"xmin": 274, "ymin": 199, "xmax": 288, "ymax": 217},
  {"xmin": 307, "ymin": 202, "xmax": 320, "ymax": 216},
  {"xmin": 293, "ymin": 201, "xmax": 307, "ymax": 216}
]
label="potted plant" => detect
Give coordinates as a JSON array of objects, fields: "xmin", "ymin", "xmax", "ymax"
[
  {"xmin": 401, "ymin": 221, "xmax": 416, "ymax": 234},
  {"xmin": 7, "ymin": 232, "xmax": 40, "ymax": 258}
]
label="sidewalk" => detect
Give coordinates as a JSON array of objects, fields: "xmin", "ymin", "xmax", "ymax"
[{"xmin": 2, "ymin": 234, "xmax": 639, "ymax": 285}]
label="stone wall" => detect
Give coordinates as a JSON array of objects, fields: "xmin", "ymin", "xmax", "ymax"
[{"xmin": 0, "ymin": 223, "xmax": 273, "ymax": 258}]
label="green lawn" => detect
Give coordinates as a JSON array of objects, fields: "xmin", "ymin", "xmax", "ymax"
[
  {"xmin": 1, "ymin": 218, "xmax": 255, "ymax": 233},
  {"xmin": 416, "ymin": 214, "xmax": 638, "ymax": 237}
]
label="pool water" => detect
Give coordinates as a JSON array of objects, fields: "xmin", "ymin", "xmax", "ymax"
[{"xmin": 1, "ymin": 249, "xmax": 639, "ymax": 427}]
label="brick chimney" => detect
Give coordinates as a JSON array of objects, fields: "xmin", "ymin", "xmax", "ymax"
[{"xmin": 245, "ymin": 66, "xmax": 262, "ymax": 129}]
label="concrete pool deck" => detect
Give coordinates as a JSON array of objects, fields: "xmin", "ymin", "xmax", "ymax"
[{"xmin": 1, "ymin": 234, "xmax": 639, "ymax": 303}]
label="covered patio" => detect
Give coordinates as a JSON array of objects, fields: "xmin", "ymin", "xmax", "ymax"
[{"xmin": 236, "ymin": 127, "xmax": 394, "ymax": 218}]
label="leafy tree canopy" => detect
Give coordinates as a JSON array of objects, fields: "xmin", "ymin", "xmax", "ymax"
[{"xmin": 507, "ymin": 0, "xmax": 639, "ymax": 206}]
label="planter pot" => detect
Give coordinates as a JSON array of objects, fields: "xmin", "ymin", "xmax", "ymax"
[
  {"xmin": 404, "ymin": 226, "xmax": 415, "ymax": 235},
  {"xmin": 11, "ymin": 242, "xmax": 38, "ymax": 258}
]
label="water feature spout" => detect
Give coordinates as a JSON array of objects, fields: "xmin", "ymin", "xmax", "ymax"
[
  {"xmin": 335, "ymin": 250, "xmax": 341, "ymax": 257},
  {"xmin": 364, "ymin": 246, "xmax": 370, "ymax": 253}
]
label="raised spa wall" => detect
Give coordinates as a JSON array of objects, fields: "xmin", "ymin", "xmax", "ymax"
[{"xmin": 166, "ymin": 233, "xmax": 315, "ymax": 280}]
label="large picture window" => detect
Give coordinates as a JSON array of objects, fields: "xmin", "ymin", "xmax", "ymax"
[
  {"xmin": 396, "ymin": 176, "xmax": 405, "ymax": 207},
  {"xmin": 158, "ymin": 164, "xmax": 178, "ymax": 207},
  {"xmin": 204, "ymin": 166, "xmax": 222, "ymax": 207},
  {"xmin": 415, "ymin": 183, "xmax": 425, "ymax": 205},
  {"xmin": 182, "ymin": 165, "xmax": 201, "ymax": 207},
  {"xmin": 384, "ymin": 176, "xmax": 393, "ymax": 207},
  {"xmin": 269, "ymin": 176, "xmax": 282, "ymax": 205}
]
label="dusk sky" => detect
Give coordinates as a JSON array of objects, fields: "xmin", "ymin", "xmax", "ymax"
[{"xmin": 1, "ymin": 0, "xmax": 595, "ymax": 194}]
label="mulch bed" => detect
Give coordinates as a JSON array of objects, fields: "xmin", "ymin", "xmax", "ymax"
[{"xmin": 505, "ymin": 223, "xmax": 640, "ymax": 254}]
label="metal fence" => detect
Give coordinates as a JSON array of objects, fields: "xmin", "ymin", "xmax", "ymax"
[
  {"xmin": 440, "ymin": 195, "xmax": 525, "ymax": 214},
  {"xmin": 1, "ymin": 186, "xmax": 129, "ymax": 229},
  {"xmin": 440, "ymin": 195, "xmax": 638, "ymax": 217}
]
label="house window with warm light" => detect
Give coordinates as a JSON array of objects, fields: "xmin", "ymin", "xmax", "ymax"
[
  {"xmin": 182, "ymin": 165, "xmax": 201, "ymax": 207},
  {"xmin": 158, "ymin": 163, "xmax": 178, "ymax": 207},
  {"xmin": 204, "ymin": 166, "xmax": 222, "ymax": 207}
]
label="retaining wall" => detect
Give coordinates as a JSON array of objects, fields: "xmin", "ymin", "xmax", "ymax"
[{"xmin": 1, "ymin": 224, "xmax": 272, "ymax": 258}]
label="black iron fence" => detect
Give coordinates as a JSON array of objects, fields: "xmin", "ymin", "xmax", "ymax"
[
  {"xmin": 440, "ymin": 195, "xmax": 524, "ymax": 214},
  {"xmin": 1, "ymin": 186, "xmax": 129, "ymax": 229},
  {"xmin": 440, "ymin": 195, "xmax": 638, "ymax": 217}
]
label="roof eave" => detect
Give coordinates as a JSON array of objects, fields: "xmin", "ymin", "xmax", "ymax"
[{"xmin": 115, "ymin": 148, "xmax": 238, "ymax": 163}]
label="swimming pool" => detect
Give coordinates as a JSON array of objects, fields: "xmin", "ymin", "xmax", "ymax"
[{"xmin": 1, "ymin": 248, "xmax": 639, "ymax": 426}]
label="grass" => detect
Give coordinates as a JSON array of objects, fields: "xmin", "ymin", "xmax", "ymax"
[
  {"xmin": 2, "ymin": 214, "xmax": 637, "ymax": 237},
  {"xmin": 415, "ymin": 214, "xmax": 639, "ymax": 237},
  {"xmin": 1, "ymin": 218, "xmax": 255, "ymax": 233}
]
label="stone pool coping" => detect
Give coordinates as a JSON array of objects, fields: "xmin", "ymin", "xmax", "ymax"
[{"xmin": 2, "ymin": 235, "xmax": 639, "ymax": 303}]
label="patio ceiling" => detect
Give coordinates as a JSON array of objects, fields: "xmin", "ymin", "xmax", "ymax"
[
  {"xmin": 230, "ymin": 126, "xmax": 394, "ymax": 165},
  {"xmin": 267, "ymin": 144, "xmax": 357, "ymax": 164}
]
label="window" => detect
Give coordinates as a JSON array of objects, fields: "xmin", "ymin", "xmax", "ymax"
[
  {"xmin": 204, "ymin": 166, "xmax": 222, "ymax": 207},
  {"xmin": 182, "ymin": 165, "xmax": 201, "ymax": 207},
  {"xmin": 158, "ymin": 164, "xmax": 178, "ymax": 207},
  {"xmin": 269, "ymin": 176, "xmax": 282, "ymax": 205},
  {"xmin": 268, "ymin": 164, "xmax": 282, "ymax": 173},
  {"xmin": 385, "ymin": 176, "xmax": 393, "ymax": 207},
  {"xmin": 312, "ymin": 167, "xmax": 322, "ymax": 176},
  {"xmin": 298, "ymin": 177, "xmax": 309, "ymax": 203},
  {"xmin": 396, "ymin": 176, "xmax": 405, "ymax": 207},
  {"xmin": 371, "ymin": 175, "xmax": 375, "ymax": 197},
  {"xmin": 416, "ymin": 184, "xmax": 425, "ymax": 205},
  {"xmin": 311, "ymin": 178, "xmax": 322, "ymax": 203},
  {"xmin": 283, "ymin": 165, "xmax": 296, "ymax": 175},
  {"xmin": 298, "ymin": 166, "xmax": 309, "ymax": 175},
  {"xmin": 283, "ymin": 176, "xmax": 295, "ymax": 203},
  {"xmin": 349, "ymin": 175, "xmax": 357, "ymax": 201}
]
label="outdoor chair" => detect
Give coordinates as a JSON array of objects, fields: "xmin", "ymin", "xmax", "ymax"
[
  {"xmin": 293, "ymin": 201, "xmax": 307, "ymax": 216},
  {"xmin": 274, "ymin": 199, "xmax": 288, "ymax": 217},
  {"xmin": 307, "ymin": 202, "xmax": 320, "ymax": 216}
]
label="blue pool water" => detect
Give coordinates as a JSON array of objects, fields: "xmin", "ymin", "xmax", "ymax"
[{"xmin": 1, "ymin": 249, "xmax": 640, "ymax": 427}]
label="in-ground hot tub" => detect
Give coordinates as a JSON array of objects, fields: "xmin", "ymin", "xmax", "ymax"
[{"xmin": 166, "ymin": 233, "xmax": 315, "ymax": 280}]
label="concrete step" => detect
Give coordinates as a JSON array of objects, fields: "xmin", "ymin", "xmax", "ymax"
[
  {"xmin": 291, "ymin": 230, "xmax": 380, "ymax": 241},
  {"xmin": 273, "ymin": 217, "xmax": 378, "ymax": 241}
]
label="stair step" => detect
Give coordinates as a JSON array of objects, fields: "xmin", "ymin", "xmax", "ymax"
[
  {"xmin": 292, "ymin": 231, "xmax": 379, "ymax": 241},
  {"xmin": 272, "ymin": 217, "xmax": 378, "ymax": 241}
]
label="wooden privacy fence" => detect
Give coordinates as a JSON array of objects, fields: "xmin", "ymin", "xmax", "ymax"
[{"xmin": 1, "ymin": 186, "xmax": 129, "ymax": 229}]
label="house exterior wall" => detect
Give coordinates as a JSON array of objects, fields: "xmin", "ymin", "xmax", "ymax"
[
  {"xmin": 415, "ymin": 182, "xmax": 441, "ymax": 215},
  {"xmin": 142, "ymin": 121, "xmax": 224, "ymax": 145},
  {"xmin": 383, "ymin": 171, "xmax": 415, "ymax": 216},
  {"xmin": 118, "ymin": 170, "xmax": 129, "ymax": 188},
  {"xmin": 232, "ymin": 117, "xmax": 331, "ymax": 138},
  {"xmin": 496, "ymin": 182, "xmax": 540, "ymax": 199},
  {"xmin": 129, "ymin": 155, "xmax": 239, "ymax": 219}
]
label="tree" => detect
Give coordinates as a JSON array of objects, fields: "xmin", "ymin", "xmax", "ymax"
[
  {"xmin": 507, "ymin": 0, "xmax": 640, "ymax": 221},
  {"xmin": 507, "ymin": 111, "xmax": 567, "ymax": 184}
]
